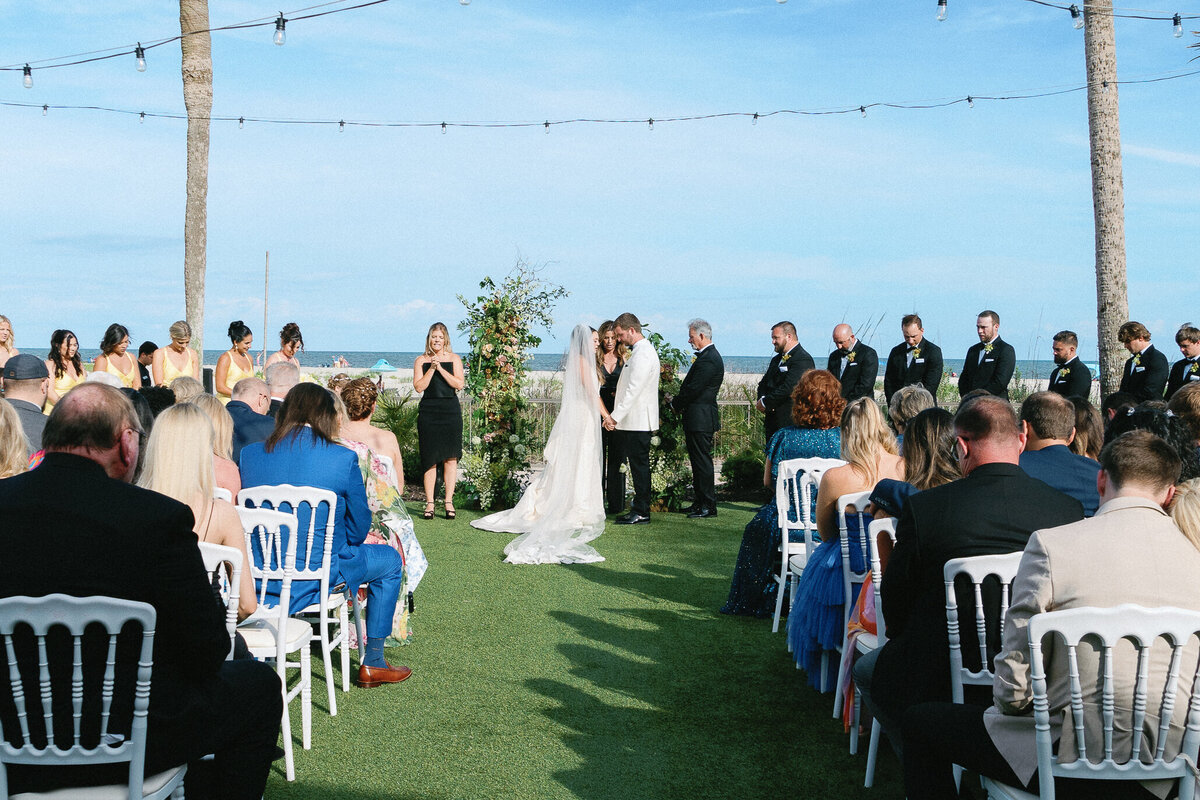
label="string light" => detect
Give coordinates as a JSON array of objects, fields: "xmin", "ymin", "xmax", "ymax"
[
  {"xmin": 238, "ymin": 116, "xmax": 244, "ymax": 129},
  {"xmin": 22, "ymin": 64, "xmax": 32, "ymax": 89},
  {"xmin": 648, "ymin": 118, "xmax": 654, "ymax": 130},
  {"xmin": 859, "ymin": 105, "xmax": 867, "ymax": 117},
  {"xmin": 1173, "ymin": 12, "xmax": 1184, "ymax": 35},
  {"xmin": 937, "ymin": 0, "xmax": 948, "ymax": 21},
  {"xmin": 967, "ymin": 95, "xmax": 974, "ymax": 107},
  {"xmin": 42, "ymin": 104, "xmax": 47, "ymax": 115},
  {"xmin": 1018, "ymin": 0, "xmax": 1200, "ymax": 25},
  {"xmin": 752, "ymin": 112, "xmax": 759, "ymax": 125},
  {"xmin": 1070, "ymin": 4, "xmax": 1084, "ymax": 28},
  {"xmin": 443, "ymin": 121, "xmax": 448, "ymax": 133},
  {"xmin": 543, "ymin": 120, "xmax": 549, "ymax": 133},
  {"xmin": 338, "ymin": 119, "xmax": 345, "ymax": 132},
  {"xmin": 134, "ymin": 43, "xmax": 146, "ymax": 72},
  {"xmin": 139, "ymin": 111, "xmax": 145, "ymax": 123},
  {"xmin": 460, "ymin": 0, "xmax": 470, "ymax": 5},
  {"xmin": 274, "ymin": 13, "xmax": 287, "ymax": 46}
]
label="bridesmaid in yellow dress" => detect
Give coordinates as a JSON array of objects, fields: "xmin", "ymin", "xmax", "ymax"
[
  {"xmin": 93, "ymin": 324, "xmax": 142, "ymax": 389},
  {"xmin": 43, "ymin": 329, "xmax": 86, "ymax": 415},
  {"xmin": 264, "ymin": 322, "xmax": 304, "ymax": 369},
  {"xmin": 0, "ymin": 315, "xmax": 18, "ymax": 370},
  {"xmin": 152, "ymin": 321, "xmax": 201, "ymax": 388},
  {"xmin": 215, "ymin": 321, "xmax": 256, "ymax": 405}
]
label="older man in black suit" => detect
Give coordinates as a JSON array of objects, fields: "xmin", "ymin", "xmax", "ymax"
[
  {"xmin": 958, "ymin": 310, "xmax": 1017, "ymax": 400},
  {"xmin": 827, "ymin": 323, "xmax": 878, "ymax": 402},
  {"xmin": 227, "ymin": 376, "xmax": 275, "ymax": 463},
  {"xmin": 884, "ymin": 313, "xmax": 944, "ymax": 404},
  {"xmin": 671, "ymin": 318, "xmax": 725, "ymax": 519},
  {"xmin": 1117, "ymin": 320, "xmax": 1169, "ymax": 402},
  {"xmin": 1046, "ymin": 330, "xmax": 1092, "ymax": 399},
  {"xmin": 1165, "ymin": 323, "xmax": 1200, "ymax": 400},
  {"xmin": 756, "ymin": 321, "xmax": 814, "ymax": 446},
  {"xmin": 852, "ymin": 395, "xmax": 1084, "ymax": 756},
  {"xmin": 0, "ymin": 383, "xmax": 282, "ymax": 798}
]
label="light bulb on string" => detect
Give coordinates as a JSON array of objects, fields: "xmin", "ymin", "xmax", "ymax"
[
  {"xmin": 752, "ymin": 112, "xmax": 759, "ymax": 126},
  {"xmin": 859, "ymin": 105, "xmax": 866, "ymax": 118},
  {"xmin": 967, "ymin": 95, "xmax": 974, "ymax": 108},
  {"xmin": 1101, "ymin": 80, "xmax": 1109, "ymax": 93},
  {"xmin": 238, "ymin": 116, "xmax": 244, "ymax": 129},
  {"xmin": 937, "ymin": 0, "xmax": 947, "ymax": 22},
  {"xmin": 442, "ymin": 122, "xmax": 448, "ymax": 134},
  {"xmin": 42, "ymin": 104, "xmax": 47, "ymax": 116},
  {"xmin": 274, "ymin": 14, "xmax": 287, "ymax": 46},
  {"xmin": 460, "ymin": 0, "xmax": 470, "ymax": 6},
  {"xmin": 22, "ymin": 64, "xmax": 32, "ymax": 89},
  {"xmin": 1070, "ymin": 5, "xmax": 1083, "ymax": 29},
  {"xmin": 140, "ymin": 112, "xmax": 145, "ymax": 124},
  {"xmin": 544, "ymin": 121, "xmax": 550, "ymax": 134},
  {"xmin": 776, "ymin": 0, "xmax": 787, "ymax": 4},
  {"xmin": 135, "ymin": 43, "xmax": 146, "ymax": 72},
  {"xmin": 1173, "ymin": 14, "xmax": 1183, "ymax": 37},
  {"xmin": 338, "ymin": 120, "xmax": 345, "ymax": 133},
  {"xmin": 648, "ymin": 118, "xmax": 654, "ymax": 131}
]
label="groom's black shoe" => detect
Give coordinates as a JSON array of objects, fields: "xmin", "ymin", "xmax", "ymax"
[
  {"xmin": 615, "ymin": 512, "xmax": 651, "ymax": 525},
  {"xmin": 679, "ymin": 504, "xmax": 699, "ymax": 515},
  {"xmin": 687, "ymin": 507, "xmax": 717, "ymax": 519}
]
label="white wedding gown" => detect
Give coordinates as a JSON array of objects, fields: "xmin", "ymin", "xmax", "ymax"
[{"xmin": 470, "ymin": 324, "xmax": 606, "ymax": 564}]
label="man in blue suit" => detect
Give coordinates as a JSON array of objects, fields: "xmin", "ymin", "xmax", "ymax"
[
  {"xmin": 1018, "ymin": 391, "xmax": 1101, "ymax": 516},
  {"xmin": 228, "ymin": 377, "xmax": 275, "ymax": 463},
  {"xmin": 239, "ymin": 383, "xmax": 410, "ymax": 688}
]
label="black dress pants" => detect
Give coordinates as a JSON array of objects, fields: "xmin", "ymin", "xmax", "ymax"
[
  {"xmin": 614, "ymin": 430, "xmax": 652, "ymax": 516},
  {"xmin": 684, "ymin": 429, "xmax": 716, "ymax": 510},
  {"xmin": 602, "ymin": 427, "xmax": 626, "ymax": 513}
]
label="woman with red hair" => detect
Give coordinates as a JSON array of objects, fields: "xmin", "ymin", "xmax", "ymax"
[{"xmin": 720, "ymin": 369, "xmax": 846, "ymax": 617}]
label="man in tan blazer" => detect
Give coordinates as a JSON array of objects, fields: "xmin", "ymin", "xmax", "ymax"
[
  {"xmin": 901, "ymin": 430, "xmax": 1200, "ymax": 799},
  {"xmin": 605, "ymin": 312, "xmax": 660, "ymax": 525}
]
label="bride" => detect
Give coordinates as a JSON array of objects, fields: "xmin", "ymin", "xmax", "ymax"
[{"xmin": 471, "ymin": 323, "xmax": 614, "ymax": 564}]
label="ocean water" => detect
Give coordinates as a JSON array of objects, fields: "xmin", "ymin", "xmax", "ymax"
[{"xmin": 72, "ymin": 348, "xmax": 1073, "ymax": 378}]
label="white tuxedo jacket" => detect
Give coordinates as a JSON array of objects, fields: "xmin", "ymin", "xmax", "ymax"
[{"xmin": 612, "ymin": 338, "xmax": 660, "ymax": 432}]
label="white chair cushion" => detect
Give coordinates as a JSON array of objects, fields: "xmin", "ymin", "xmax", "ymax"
[
  {"xmin": 787, "ymin": 554, "xmax": 808, "ymax": 572},
  {"xmin": 853, "ymin": 632, "xmax": 879, "ymax": 653},
  {"xmin": 13, "ymin": 765, "xmax": 186, "ymax": 799},
  {"xmin": 239, "ymin": 616, "xmax": 312, "ymax": 654},
  {"xmin": 296, "ymin": 591, "xmax": 348, "ymax": 616}
]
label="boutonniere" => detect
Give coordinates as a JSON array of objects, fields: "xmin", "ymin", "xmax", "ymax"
[
  {"xmin": 1059, "ymin": 367, "xmax": 1070, "ymax": 377},
  {"xmin": 911, "ymin": 347, "xmax": 921, "ymax": 359},
  {"xmin": 691, "ymin": 354, "xmax": 697, "ymax": 364},
  {"xmin": 983, "ymin": 342, "xmax": 994, "ymax": 354},
  {"xmin": 1133, "ymin": 354, "xmax": 1141, "ymax": 366},
  {"xmin": 780, "ymin": 353, "xmax": 791, "ymax": 364},
  {"xmin": 1190, "ymin": 362, "xmax": 1199, "ymax": 375},
  {"xmin": 845, "ymin": 351, "xmax": 856, "ymax": 363}
]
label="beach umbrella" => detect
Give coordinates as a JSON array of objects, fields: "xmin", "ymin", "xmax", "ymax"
[{"xmin": 369, "ymin": 359, "xmax": 397, "ymax": 371}]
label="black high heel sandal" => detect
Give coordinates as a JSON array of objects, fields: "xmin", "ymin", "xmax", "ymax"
[
  {"xmin": 423, "ymin": 503, "xmax": 435, "ymax": 520},
  {"xmin": 444, "ymin": 503, "xmax": 456, "ymax": 520}
]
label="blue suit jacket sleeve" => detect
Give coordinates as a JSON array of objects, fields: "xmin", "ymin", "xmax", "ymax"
[{"xmin": 342, "ymin": 450, "xmax": 371, "ymax": 547}]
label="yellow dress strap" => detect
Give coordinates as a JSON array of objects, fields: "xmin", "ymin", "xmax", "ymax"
[
  {"xmin": 161, "ymin": 348, "xmax": 196, "ymax": 387},
  {"xmin": 220, "ymin": 353, "xmax": 256, "ymax": 404}
]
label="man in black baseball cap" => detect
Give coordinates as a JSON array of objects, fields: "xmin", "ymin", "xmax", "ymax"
[{"xmin": 3, "ymin": 353, "xmax": 50, "ymax": 455}]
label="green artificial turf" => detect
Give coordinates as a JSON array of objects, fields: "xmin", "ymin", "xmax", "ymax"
[{"xmin": 264, "ymin": 502, "xmax": 903, "ymax": 799}]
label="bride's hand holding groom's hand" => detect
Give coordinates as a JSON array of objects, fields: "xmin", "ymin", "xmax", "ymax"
[{"xmin": 602, "ymin": 414, "xmax": 616, "ymax": 431}]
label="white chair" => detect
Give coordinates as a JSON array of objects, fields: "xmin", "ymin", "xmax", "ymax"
[
  {"xmin": 771, "ymin": 457, "xmax": 845, "ymax": 634},
  {"xmin": 238, "ymin": 483, "xmax": 365, "ymax": 716},
  {"xmin": 198, "ymin": 541, "xmax": 243, "ymax": 660},
  {"xmin": 236, "ymin": 505, "xmax": 312, "ymax": 782},
  {"xmin": 831, "ymin": 490, "xmax": 873, "ymax": 716},
  {"xmin": 982, "ymin": 604, "xmax": 1200, "ymax": 800},
  {"xmin": 856, "ymin": 516, "xmax": 897, "ymax": 787},
  {"xmin": 945, "ymin": 551, "xmax": 1024, "ymax": 789},
  {"xmin": 0, "ymin": 594, "xmax": 187, "ymax": 800},
  {"xmin": 213, "ymin": 486, "xmax": 233, "ymax": 503}
]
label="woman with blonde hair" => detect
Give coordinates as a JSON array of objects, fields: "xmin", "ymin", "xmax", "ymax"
[
  {"xmin": 787, "ymin": 397, "xmax": 904, "ymax": 681},
  {"xmin": 190, "ymin": 392, "xmax": 241, "ymax": 498},
  {"xmin": 413, "ymin": 322, "xmax": 463, "ymax": 520},
  {"xmin": 152, "ymin": 320, "xmax": 200, "ymax": 387},
  {"xmin": 1171, "ymin": 478, "xmax": 1200, "ymax": 550},
  {"xmin": 170, "ymin": 376, "xmax": 205, "ymax": 403},
  {"xmin": 0, "ymin": 401, "xmax": 29, "ymax": 478},
  {"xmin": 137, "ymin": 403, "xmax": 256, "ymax": 619},
  {"xmin": 0, "ymin": 315, "xmax": 19, "ymax": 369}
]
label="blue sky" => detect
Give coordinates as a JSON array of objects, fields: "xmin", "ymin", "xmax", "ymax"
[{"xmin": 1, "ymin": 1, "xmax": 1197, "ymax": 362}]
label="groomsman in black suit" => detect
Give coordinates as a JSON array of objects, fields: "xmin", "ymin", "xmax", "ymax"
[
  {"xmin": 957, "ymin": 310, "xmax": 1016, "ymax": 400},
  {"xmin": 1047, "ymin": 330, "xmax": 1093, "ymax": 399},
  {"xmin": 1117, "ymin": 320, "xmax": 1169, "ymax": 402},
  {"xmin": 884, "ymin": 314, "xmax": 944, "ymax": 404},
  {"xmin": 756, "ymin": 321, "xmax": 814, "ymax": 446},
  {"xmin": 1165, "ymin": 324, "xmax": 1200, "ymax": 400},
  {"xmin": 671, "ymin": 319, "xmax": 725, "ymax": 519},
  {"xmin": 827, "ymin": 324, "xmax": 878, "ymax": 402}
]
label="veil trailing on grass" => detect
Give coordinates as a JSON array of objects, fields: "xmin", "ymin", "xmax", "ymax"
[{"xmin": 470, "ymin": 323, "xmax": 606, "ymax": 564}]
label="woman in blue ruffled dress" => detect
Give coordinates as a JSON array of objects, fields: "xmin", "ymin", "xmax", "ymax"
[
  {"xmin": 787, "ymin": 397, "xmax": 903, "ymax": 685},
  {"xmin": 720, "ymin": 370, "xmax": 846, "ymax": 617}
]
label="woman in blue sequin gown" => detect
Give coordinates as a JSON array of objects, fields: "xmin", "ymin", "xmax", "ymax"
[
  {"xmin": 719, "ymin": 370, "xmax": 846, "ymax": 618},
  {"xmin": 787, "ymin": 397, "xmax": 904, "ymax": 686}
]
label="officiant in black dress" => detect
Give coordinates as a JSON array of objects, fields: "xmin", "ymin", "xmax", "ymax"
[{"xmin": 671, "ymin": 319, "xmax": 724, "ymax": 519}]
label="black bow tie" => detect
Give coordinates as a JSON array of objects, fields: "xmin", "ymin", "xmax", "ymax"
[{"xmin": 906, "ymin": 346, "xmax": 916, "ymax": 352}]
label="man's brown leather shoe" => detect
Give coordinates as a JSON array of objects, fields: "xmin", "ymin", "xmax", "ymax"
[{"xmin": 357, "ymin": 662, "xmax": 413, "ymax": 688}]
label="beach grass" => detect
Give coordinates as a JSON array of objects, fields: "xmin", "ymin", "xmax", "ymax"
[{"xmin": 262, "ymin": 501, "xmax": 902, "ymax": 799}]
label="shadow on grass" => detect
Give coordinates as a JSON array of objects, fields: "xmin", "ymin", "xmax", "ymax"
[{"xmin": 569, "ymin": 562, "xmax": 727, "ymax": 609}]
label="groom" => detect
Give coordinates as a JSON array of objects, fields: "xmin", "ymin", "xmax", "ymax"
[{"xmin": 605, "ymin": 312, "xmax": 661, "ymax": 525}]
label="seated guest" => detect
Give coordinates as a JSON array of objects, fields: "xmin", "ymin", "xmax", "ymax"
[
  {"xmin": 139, "ymin": 385, "xmax": 176, "ymax": 418},
  {"xmin": 787, "ymin": 396, "xmax": 904, "ymax": 682},
  {"xmin": 854, "ymin": 396, "xmax": 1083, "ymax": 757},
  {"xmin": 888, "ymin": 385, "xmax": 935, "ymax": 449},
  {"xmin": 137, "ymin": 340, "xmax": 157, "ymax": 387},
  {"xmin": 1166, "ymin": 323, "xmax": 1200, "ymax": 400},
  {"xmin": 2, "ymin": 353, "xmax": 49, "ymax": 456},
  {"xmin": 1167, "ymin": 383, "xmax": 1200, "ymax": 452},
  {"xmin": 1107, "ymin": 404, "xmax": 1200, "ymax": 481},
  {"xmin": 138, "ymin": 403, "xmax": 256, "ymax": 620},
  {"xmin": 265, "ymin": 361, "xmax": 300, "ymax": 418},
  {"xmin": 191, "ymin": 392, "xmax": 242, "ymax": 498},
  {"xmin": 1067, "ymin": 395, "xmax": 1103, "ymax": 461},
  {"xmin": 85, "ymin": 370, "xmax": 125, "ymax": 388},
  {"xmin": 0, "ymin": 401, "xmax": 28, "ymax": 477},
  {"xmin": 720, "ymin": 370, "xmax": 844, "ymax": 618},
  {"xmin": 1018, "ymin": 391, "xmax": 1101, "ymax": 516},
  {"xmin": 902, "ymin": 431, "xmax": 1200, "ymax": 800},
  {"xmin": 1101, "ymin": 389, "xmax": 1137, "ymax": 424},
  {"xmin": 827, "ymin": 323, "xmax": 879, "ymax": 402},
  {"xmin": 170, "ymin": 375, "xmax": 204, "ymax": 403},
  {"xmin": 227, "ymin": 377, "xmax": 274, "ymax": 463},
  {"xmin": 240, "ymin": 383, "xmax": 412, "ymax": 688},
  {"xmin": 327, "ymin": 372, "xmax": 352, "ymax": 394},
  {"xmin": 1117, "ymin": 320, "xmax": 1169, "ymax": 401},
  {"xmin": 0, "ymin": 383, "xmax": 280, "ymax": 798}
]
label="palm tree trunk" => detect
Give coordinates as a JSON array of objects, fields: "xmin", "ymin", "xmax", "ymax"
[
  {"xmin": 1083, "ymin": 1, "xmax": 1128, "ymax": 398},
  {"xmin": 180, "ymin": 0, "xmax": 212, "ymax": 358}
]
